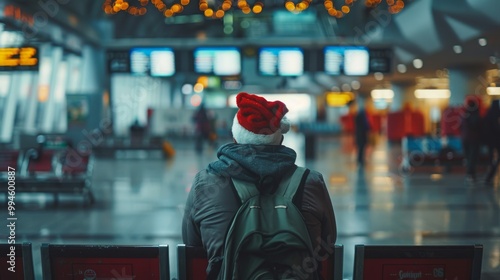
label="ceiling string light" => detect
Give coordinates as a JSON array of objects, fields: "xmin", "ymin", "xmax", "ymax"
[
  {"xmin": 103, "ymin": 0, "xmax": 191, "ymax": 17},
  {"xmin": 285, "ymin": 0, "xmax": 312, "ymax": 14},
  {"xmin": 324, "ymin": 0, "xmax": 356, "ymax": 18},
  {"xmin": 199, "ymin": 0, "xmax": 233, "ymax": 18},
  {"xmin": 102, "ymin": 0, "xmax": 406, "ymax": 17},
  {"xmin": 237, "ymin": 0, "xmax": 264, "ymax": 15},
  {"xmin": 365, "ymin": 0, "xmax": 405, "ymax": 14}
]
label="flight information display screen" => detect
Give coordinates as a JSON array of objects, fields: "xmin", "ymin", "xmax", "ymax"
[
  {"xmin": 194, "ymin": 47, "xmax": 241, "ymax": 76},
  {"xmin": 324, "ymin": 46, "xmax": 370, "ymax": 76},
  {"xmin": 258, "ymin": 47, "xmax": 304, "ymax": 76},
  {"xmin": 369, "ymin": 48, "xmax": 393, "ymax": 73},
  {"xmin": 130, "ymin": 47, "xmax": 175, "ymax": 77}
]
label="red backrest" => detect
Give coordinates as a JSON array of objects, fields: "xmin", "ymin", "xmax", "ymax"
[
  {"xmin": 41, "ymin": 244, "xmax": 169, "ymax": 280},
  {"xmin": 387, "ymin": 111, "xmax": 405, "ymax": 141},
  {"xmin": 353, "ymin": 244, "xmax": 483, "ymax": 280},
  {"xmin": 177, "ymin": 244, "xmax": 343, "ymax": 280},
  {"xmin": 340, "ymin": 114, "xmax": 355, "ymax": 133},
  {"xmin": 28, "ymin": 150, "xmax": 56, "ymax": 173},
  {"xmin": 177, "ymin": 245, "xmax": 208, "ymax": 280}
]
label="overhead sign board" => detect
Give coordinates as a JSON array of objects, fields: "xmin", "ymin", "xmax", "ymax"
[{"xmin": 0, "ymin": 46, "xmax": 39, "ymax": 71}]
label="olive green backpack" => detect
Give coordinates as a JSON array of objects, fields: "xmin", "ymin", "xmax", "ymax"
[{"xmin": 217, "ymin": 167, "xmax": 319, "ymax": 280}]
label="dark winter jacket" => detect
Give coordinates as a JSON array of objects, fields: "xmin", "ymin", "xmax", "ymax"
[
  {"xmin": 355, "ymin": 110, "xmax": 370, "ymax": 145},
  {"xmin": 483, "ymin": 100, "xmax": 500, "ymax": 146},
  {"xmin": 460, "ymin": 107, "xmax": 482, "ymax": 144},
  {"xmin": 182, "ymin": 143, "xmax": 337, "ymax": 279}
]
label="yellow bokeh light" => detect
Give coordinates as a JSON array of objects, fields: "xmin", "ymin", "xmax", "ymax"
[
  {"xmin": 193, "ymin": 83, "xmax": 204, "ymax": 93},
  {"xmin": 237, "ymin": 1, "xmax": 247, "ymax": 8},
  {"xmin": 215, "ymin": 10, "xmax": 225, "ymax": 17},
  {"xmin": 285, "ymin": 1, "xmax": 295, "ymax": 11},
  {"xmin": 199, "ymin": 2, "xmax": 208, "ymax": 11},
  {"xmin": 164, "ymin": 9, "xmax": 173, "ymax": 17},
  {"xmin": 252, "ymin": 5, "xmax": 263, "ymax": 13},
  {"xmin": 222, "ymin": 2, "xmax": 232, "ymax": 10},
  {"xmin": 172, "ymin": 4, "xmax": 182, "ymax": 13},
  {"xmin": 204, "ymin": 8, "xmax": 214, "ymax": 17},
  {"xmin": 38, "ymin": 85, "xmax": 50, "ymax": 102}
]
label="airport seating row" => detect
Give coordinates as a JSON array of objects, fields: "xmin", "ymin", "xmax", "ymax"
[
  {"xmin": 400, "ymin": 136, "xmax": 490, "ymax": 172},
  {"xmin": 0, "ymin": 148, "xmax": 95, "ymax": 205},
  {"xmin": 0, "ymin": 243, "xmax": 483, "ymax": 280}
]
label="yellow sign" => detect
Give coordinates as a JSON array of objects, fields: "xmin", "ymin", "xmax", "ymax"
[
  {"xmin": 0, "ymin": 47, "xmax": 39, "ymax": 70},
  {"xmin": 326, "ymin": 92, "xmax": 354, "ymax": 107}
]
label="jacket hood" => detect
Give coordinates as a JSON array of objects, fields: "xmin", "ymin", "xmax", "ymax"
[{"xmin": 207, "ymin": 143, "xmax": 297, "ymax": 185}]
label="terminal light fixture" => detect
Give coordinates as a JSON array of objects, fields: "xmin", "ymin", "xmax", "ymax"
[
  {"xmin": 371, "ymin": 89, "xmax": 394, "ymax": 100},
  {"xmin": 414, "ymin": 89, "xmax": 451, "ymax": 99},
  {"xmin": 413, "ymin": 59, "xmax": 423, "ymax": 69},
  {"xmin": 486, "ymin": 86, "xmax": 500, "ymax": 95}
]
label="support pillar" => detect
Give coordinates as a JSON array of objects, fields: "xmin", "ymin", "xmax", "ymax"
[{"xmin": 448, "ymin": 67, "xmax": 486, "ymax": 107}]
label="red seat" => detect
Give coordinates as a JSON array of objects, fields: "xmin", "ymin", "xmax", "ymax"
[
  {"xmin": 41, "ymin": 244, "xmax": 169, "ymax": 280},
  {"xmin": 177, "ymin": 244, "xmax": 343, "ymax": 280},
  {"xmin": 353, "ymin": 244, "xmax": 483, "ymax": 280},
  {"xmin": 0, "ymin": 243, "xmax": 35, "ymax": 280},
  {"xmin": 28, "ymin": 150, "xmax": 56, "ymax": 173}
]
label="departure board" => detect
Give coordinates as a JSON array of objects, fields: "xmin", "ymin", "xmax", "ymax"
[
  {"xmin": 0, "ymin": 46, "xmax": 39, "ymax": 71},
  {"xmin": 324, "ymin": 46, "xmax": 370, "ymax": 76},
  {"xmin": 258, "ymin": 47, "xmax": 304, "ymax": 76},
  {"xmin": 194, "ymin": 47, "xmax": 241, "ymax": 76},
  {"xmin": 107, "ymin": 50, "xmax": 130, "ymax": 73},
  {"xmin": 369, "ymin": 48, "xmax": 393, "ymax": 73},
  {"xmin": 130, "ymin": 47, "xmax": 175, "ymax": 77}
]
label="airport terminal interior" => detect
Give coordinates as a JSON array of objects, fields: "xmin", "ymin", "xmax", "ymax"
[{"xmin": 1, "ymin": 0, "xmax": 500, "ymax": 279}]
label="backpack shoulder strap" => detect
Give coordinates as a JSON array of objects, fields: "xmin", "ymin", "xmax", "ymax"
[
  {"xmin": 275, "ymin": 166, "xmax": 308, "ymax": 199},
  {"xmin": 231, "ymin": 178, "xmax": 260, "ymax": 204}
]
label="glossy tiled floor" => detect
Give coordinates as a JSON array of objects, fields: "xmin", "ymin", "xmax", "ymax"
[{"xmin": 6, "ymin": 133, "xmax": 500, "ymax": 279}]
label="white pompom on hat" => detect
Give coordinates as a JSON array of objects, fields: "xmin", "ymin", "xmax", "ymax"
[{"xmin": 231, "ymin": 92, "xmax": 290, "ymax": 145}]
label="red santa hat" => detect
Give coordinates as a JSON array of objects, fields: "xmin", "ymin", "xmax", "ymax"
[{"xmin": 232, "ymin": 92, "xmax": 290, "ymax": 145}]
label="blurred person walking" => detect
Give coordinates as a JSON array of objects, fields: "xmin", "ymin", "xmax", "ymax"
[
  {"xmin": 192, "ymin": 103, "xmax": 211, "ymax": 153},
  {"xmin": 355, "ymin": 105, "xmax": 371, "ymax": 168},
  {"xmin": 460, "ymin": 97, "xmax": 482, "ymax": 182},
  {"xmin": 483, "ymin": 99, "xmax": 500, "ymax": 185}
]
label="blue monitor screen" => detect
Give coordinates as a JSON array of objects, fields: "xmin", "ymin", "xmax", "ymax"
[
  {"xmin": 130, "ymin": 47, "xmax": 175, "ymax": 77},
  {"xmin": 194, "ymin": 47, "xmax": 241, "ymax": 76},
  {"xmin": 258, "ymin": 47, "xmax": 304, "ymax": 76},
  {"xmin": 324, "ymin": 46, "xmax": 369, "ymax": 76}
]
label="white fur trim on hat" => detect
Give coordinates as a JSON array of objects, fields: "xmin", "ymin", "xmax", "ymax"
[{"xmin": 232, "ymin": 115, "xmax": 290, "ymax": 145}]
